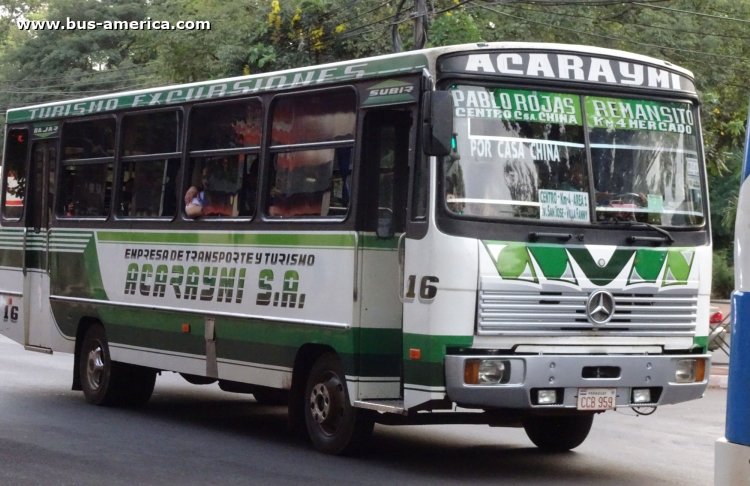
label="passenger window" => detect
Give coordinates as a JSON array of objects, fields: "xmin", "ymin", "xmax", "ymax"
[
  {"xmin": 62, "ymin": 119, "xmax": 115, "ymax": 159},
  {"xmin": 185, "ymin": 99, "xmax": 262, "ymax": 219},
  {"xmin": 186, "ymin": 154, "xmax": 259, "ymax": 217},
  {"xmin": 122, "ymin": 111, "xmax": 180, "ymax": 156},
  {"xmin": 117, "ymin": 110, "xmax": 182, "ymax": 219},
  {"xmin": 59, "ymin": 118, "xmax": 115, "ymax": 218},
  {"xmin": 268, "ymin": 148, "xmax": 352, "ymax": 217},
  {"xmin": 267, "ymin": 89, "xmax": 355, "ymax": 218},
  {"xmin": 1, "ymin": 128, "xmax": 29, "ymax": 220},
  {"xmin": 59, "ymin": 163, "xmax": 112, "ymax": 217},
  {"xmin": 189, "ymin": 101, "xmax": 262, "ymax": 150},
  {"xmin": 118, "ymin": 159, "xmax": 180, "ymax": 218}
]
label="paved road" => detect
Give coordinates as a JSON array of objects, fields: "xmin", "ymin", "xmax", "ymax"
[{"xmin": 0, "ymin": 335, "xmax": 725, "ymax": 485}]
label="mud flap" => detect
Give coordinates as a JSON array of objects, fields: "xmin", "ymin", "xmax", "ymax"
[{"xmin": 205, "ymin": 316, "xmax": 218, "ymax": 378}]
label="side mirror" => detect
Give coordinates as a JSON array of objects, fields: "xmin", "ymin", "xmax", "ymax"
[
  {"xmin": 422, "ymin": 91, "xmax": 454, "ymax": 156},
  {"xmin": 376, "ymin": 207, "xmax": 394, "ymax": 239}
]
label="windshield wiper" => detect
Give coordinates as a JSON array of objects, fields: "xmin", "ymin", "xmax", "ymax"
[
  {"xmin": 600, "ymin": 216, "xmax": 674, "ymax": 245},
  {"xmin": 626, "ymin": 222, "xmax": 674, "ymax": 244},
  {"xmin": 601, "ymin": 218, "xmax": 674, "ymax": 244}
]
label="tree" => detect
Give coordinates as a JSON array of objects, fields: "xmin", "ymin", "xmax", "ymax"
[{"xmin": 0, "ymin": 0, "xmax": 155, "ymax": 113}]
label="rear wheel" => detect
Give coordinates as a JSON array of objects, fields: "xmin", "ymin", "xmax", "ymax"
[
  {"xmin": 522, "ymin": 413, "xmax": 594, "ymax": 452},
  {"xmin": 303, "ymin": 353, "xmax": 373, "ymax": 455},
  {"xmin": 78, "ymin": 324, "xmax": 156, "ymax": 407}
]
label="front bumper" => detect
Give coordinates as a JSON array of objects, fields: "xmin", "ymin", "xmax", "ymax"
[{"xmin": 445, "ymin": 353, "xmax": 710, "ymax": 409}]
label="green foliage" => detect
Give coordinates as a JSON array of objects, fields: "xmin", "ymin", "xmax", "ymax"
[
  {"xmin": 709, "ymin": 153, "xmax": 741, "ymax": 250},
  {"xmin": 136, "ymin": 0, "xmax": 265, "ymax": 83},
  {"xmin": 429, "ymin": 9, "xmax": 482, "ymax": 46},
  {"xmin": 0, "ymin": 0, "xmax": 41, "ymax": 46},
  {"xmin": 712, "ymin": 249, "xmax": 734, "ymax": 300},
  {"xmin": 0, "ymin": 0, "xmax": 152, "ymax": 111}
]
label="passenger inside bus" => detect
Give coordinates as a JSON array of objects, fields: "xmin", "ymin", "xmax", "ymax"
[{"xmin": 184, "ymin": 186, "xmax": 204, "ymax": 218}]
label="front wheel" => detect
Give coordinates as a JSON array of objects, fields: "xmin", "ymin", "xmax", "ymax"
[
  {"xmin": 522, "ymin": 413, "xmax": 594, "ymax": 452},
  {"xmin": 303, "ymin": 353, "xmax": 374, "ymax": 455}
]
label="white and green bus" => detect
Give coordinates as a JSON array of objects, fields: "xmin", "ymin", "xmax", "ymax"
[{"xmin": 0, "ymin": 42, "xmax": 711, "ymax": 455}]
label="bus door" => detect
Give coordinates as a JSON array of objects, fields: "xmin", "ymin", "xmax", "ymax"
[
  {"xmin": 0, "ymin": 127, "xmax": 30, "ymax": 344},
  {"xmin": 22, "ymin": 131, "xmax": 57, "ymax": 350},
  {"xmin": 357, "ymin": 109, "xmax": 412, "ymax": 400}
]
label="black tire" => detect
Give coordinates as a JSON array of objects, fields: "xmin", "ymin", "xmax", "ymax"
[
  {"xmin": 123, "ymin": 365, "xmax": 157, "ymax": 407},
  {"xmin": 303, "ymin": 353, "xmax": 374, "ymax": 455},
  {"xmin": 522, "ymin": 413, "xmax": 594, "ymax": 452},
  {"xmin": 180, "ymin": 373, "xmax": 218, "ymax": 385},
  {"xmin": 78, "ymin": 324, "xmax": 156, "ymax": 407},
  {"xmin": 253, "ymin": 386, "xmax": 289, "ymax": 406}
]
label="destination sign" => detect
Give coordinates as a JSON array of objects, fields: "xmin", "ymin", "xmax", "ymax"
[{"xmin": 439, "ymin": 52, "xmax": 695, "ymax": 94}]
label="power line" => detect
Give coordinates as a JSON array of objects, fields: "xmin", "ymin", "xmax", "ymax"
[
  {"xmin": 336, "ymin": 3, "xmax": 415, "ymax": 41},
  {"xmin": 0, "ymin": 70, "xmax": 160, "ymax": 91},
  {"xmin": 0, "ymin": 61, "xmax": 161, "ymax": 85},
  {"xmin": 0, "ymin": 81, "xmax": 161, "ymax": 97},
  {"xmin": 326, "ymin": 0, "xmax": 395, "ymax": 31},
  {"xmin": 512, "ymin": 0, "xmax": 668, "ymax": 5},
  {"xmin": 501, "ymin": 2, "xmax": 750, "ymax": 42},
  {"xmin": 633, "ymin": 2, "xmax": 750, "ymax": 24},
  {"xmin": 474, "ymin": 2, "xmax": 750, "ymax": 63}
]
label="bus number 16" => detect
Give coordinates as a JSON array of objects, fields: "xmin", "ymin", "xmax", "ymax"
[{"xmin": 404, "ymin": 275, "xmax": 439, "ymax": 301}]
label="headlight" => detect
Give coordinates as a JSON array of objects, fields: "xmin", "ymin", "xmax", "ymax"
[{"xmin": 464, "ymin": 359, "xmax": 510, "ymax": 385}]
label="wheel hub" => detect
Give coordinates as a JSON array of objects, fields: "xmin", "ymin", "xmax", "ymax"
[
  {"xmin": 310, "ymin": 383, "xmax": 331, "ymax": 424},
  {"xmin": 308, "ymin": 375, "xmax": 345, "ymax": 433},
  {"xmin": 86, "ymin": 345, "xmax": 105, "ymax": 390}
]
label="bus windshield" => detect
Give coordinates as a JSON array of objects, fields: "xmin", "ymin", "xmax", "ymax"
[{"xmin": 445, "ymin": 85, "xmax": 704, "ymax": 227}]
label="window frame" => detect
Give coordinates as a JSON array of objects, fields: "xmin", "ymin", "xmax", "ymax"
[
  {"xmin": 263, "ymin": 86, "xmax": 358, "ymax": 223},
  {"xmin": 184, "ymin": 97, "xmax": 264, "ymax": 222},
  {"xmin": 57, "ymin": 115, "xmax": 117, "ymax": 221},
  {"xmin": 114, "ymin": 108, "xmax": 183, "ymax": 221}
]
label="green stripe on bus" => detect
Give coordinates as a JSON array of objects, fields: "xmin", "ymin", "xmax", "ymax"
[
  {"xmin": 402, "ymin": 333, "xmax": 473, "ymax": 387},
  {"xmin": 693, "ymin": 335, "xmax": 708, "ymax": 352},
  {"xmin": 403, "ymin": 360, "xmax": 446, "ymax": 387},
  {"xmin": 56, "ymin": 300, "xmax": 405, "ymax": 377},
  {"xmin": 360, "ymin": 234, "xmax": 399, "ymax": 250},
  {"xmin": 96, "ymin": 231, "xmax": 356, "ymax": 248}
]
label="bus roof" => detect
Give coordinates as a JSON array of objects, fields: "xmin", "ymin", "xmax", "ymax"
[{"xmin": 6, "ymin": 42, "xmax": 695, "ymax": 124}]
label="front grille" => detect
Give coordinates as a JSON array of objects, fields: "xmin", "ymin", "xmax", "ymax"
[{"xmin": 477, "ymin": 289, "xmax": 697, "ymax": 337}]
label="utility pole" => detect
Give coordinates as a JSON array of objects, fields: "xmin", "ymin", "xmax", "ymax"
[
  {"xmin": 392, "ymin": 0, "xmax": 430, "ymax": 52},
  {"xmin": 413, "ymin": 0, "xmax": 428, "ymax": 50}
]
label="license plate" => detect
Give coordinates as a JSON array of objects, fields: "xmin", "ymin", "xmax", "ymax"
[{"xmin": 577, "ymin": 388, "xmax": 616, "ymax": 411}]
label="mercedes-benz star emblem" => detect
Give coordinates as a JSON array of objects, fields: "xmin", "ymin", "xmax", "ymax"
[{"xmin": 587, "ymin": 290, "xmax": 615, "ymax": 325}]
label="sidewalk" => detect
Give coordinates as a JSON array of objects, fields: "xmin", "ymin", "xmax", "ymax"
[{"xmin": 710, "ymin": 364, "xmax": 729, "ymax": 389}]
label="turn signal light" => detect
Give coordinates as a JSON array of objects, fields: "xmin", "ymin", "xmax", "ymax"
[{"xmin": 675, "ymin": 359, "xmax": 706, "ymax": 383}]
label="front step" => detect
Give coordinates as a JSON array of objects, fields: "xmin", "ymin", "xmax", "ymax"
[
  {"xmin": 24, "ymin": 345, "xmax": 53, "ymax": 354},
  {"xmin": 353, "ymin": 399, "xmax": 406, "ymax": 415}
]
